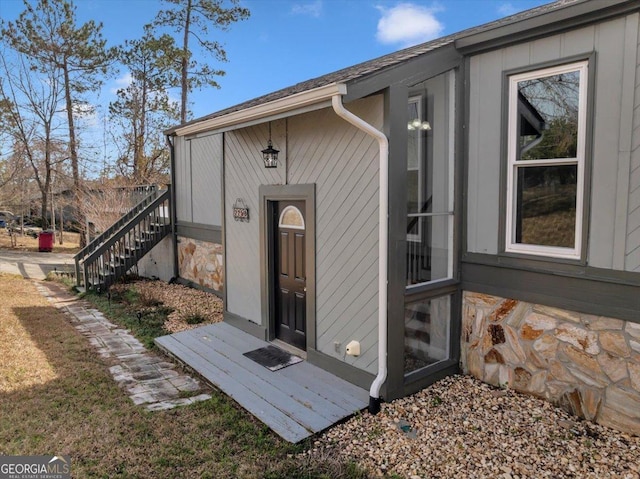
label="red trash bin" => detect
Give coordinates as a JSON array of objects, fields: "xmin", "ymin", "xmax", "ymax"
[{"xmin": 38, "ymin": 230, "xmax": 54, "ymax": 252}]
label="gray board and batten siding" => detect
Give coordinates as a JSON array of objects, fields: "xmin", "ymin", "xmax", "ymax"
[
  {"xmin": 174, "ymin": 132, "xmax": 223, "ymax": 242},
  {"xmin": 466, "ymin": 11, "xmax": 640, "ymax": 272},
  {"xmin": 224, "ymin": 95, "xmax": 382, "ymax": 375},
  {"xmin": 630, "ymin": 11, "xmax": 640, "ymax": 272}
]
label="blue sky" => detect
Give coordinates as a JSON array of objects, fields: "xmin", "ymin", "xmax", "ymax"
[{"xmin": 1, "ymin": 0, "xmax": 550, "ymax": 121}]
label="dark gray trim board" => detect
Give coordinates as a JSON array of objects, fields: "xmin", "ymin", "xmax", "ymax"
[
  {"xmin": 259, "ymin": 184, "xmax": 316, "ymax": 350},
  {"xmin": 167, "ymin": 134, "xmax": 179, "ymax": 280},
  {"xmin": 176, "ymin": 222, "xmax": 222, "ymax": 244},
  {"xmin": 221, "ymin": 131, "xmax": 228, "ymax": 313},
  {"xmin": 345, "ymin": 44, "xmax": 462, "ymax": 102},
  {"xmin": 461, "ymin": 258, "xmax": 640, "ymax": 323},
  {"xmin": 456, "ymin": 0, "xmax": 639, "ymax": 55},
  {"xmin": 464, "ymin": 252, "xmax": 640, "ymax": 286},
  {"xmin": 306, "ymin": 348, "xmax": 375, "ymax": 392},
  {"xmin": 223, "ymin": 310, "xmax": 268, "ymax": 340},
  {"xmin": 385, "ymin": 83, "xmax": 410, "ymax": 402},
  {"xmin": 175, "ymin": 277, "xmax": 223, "ymax": 298},
  {"xmin": 403, "ymin": 361, "xmax": 460, "ymax": 399}
]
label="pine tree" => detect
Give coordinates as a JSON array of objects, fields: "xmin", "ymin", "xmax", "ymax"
[
  {"xmin": 109, "ymin": 28, "xmax": 181, "ymax": 183},
  {"xmin": 153, "ymin": 0, "xmax": 250, "ymax": 123}
]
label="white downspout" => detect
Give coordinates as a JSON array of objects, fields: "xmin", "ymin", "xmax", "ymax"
[{"xmin": 331, "ymin": 94, "xmax": 388, "ymax": 414}]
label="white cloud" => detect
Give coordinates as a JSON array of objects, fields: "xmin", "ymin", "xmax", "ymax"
[
  {"xmin": 497, "ymin": 2, "xmax": 518, "ymax": 16},
  {"xmin": 291, "ymin": 0, "xmax": 322, "ymax": 18},
  {"xmin": 109, "ymin": 72, "xmax": 133, "ymax": 95},
  {"xmin": 376, "ymin": 3, "xmax": 444, "ymax": 47}
]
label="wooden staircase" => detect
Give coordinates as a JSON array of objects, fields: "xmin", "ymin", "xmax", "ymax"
[{"xmin": 74, "ymin": 188, "xmax": 171, "ymax": 291}]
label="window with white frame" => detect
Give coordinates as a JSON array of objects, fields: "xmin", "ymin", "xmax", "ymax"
[{"xmin": 505, "ymin": 61, "xmax": 588, "ymax": 259}]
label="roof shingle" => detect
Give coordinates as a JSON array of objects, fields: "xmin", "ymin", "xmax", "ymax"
[{"xmin": 169, "ymin": 0, "xmax": 584, "ymax": 133}]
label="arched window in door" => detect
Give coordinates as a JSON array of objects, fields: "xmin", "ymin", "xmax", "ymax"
[{"xmin": 278, "ymin": 205, "xmax": 305, "ymax": 230}]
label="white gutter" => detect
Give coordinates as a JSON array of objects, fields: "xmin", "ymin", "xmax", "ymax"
[
  {"xmin": 175, "ymin": 83, "xmax": 347, "ymax": 137},
  {"xmin": 331, "ymin": 94, "xmax": 388, "ymax": 415}
]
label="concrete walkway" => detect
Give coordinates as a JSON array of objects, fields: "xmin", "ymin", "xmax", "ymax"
[
  {"xmin": 0, "ymin": 249, "xmax": 75, "ymax": 280},
  {"xmin": 35, "ymin": 281, "xmax": 212, "ymax": 411}
]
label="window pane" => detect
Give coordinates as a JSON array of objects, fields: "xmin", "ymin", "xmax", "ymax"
[
  {"xmin": 407, "ymin": 170, "xmax": 419, "ymax": 215},
  {"xmin": 279, "ymin": 206, "xmax": 305, "ymax": 230},
  {"xmin": 515, "ymin": 165, "xmax": 577, "ymax": 248},
  {"xmin": 407, "ymin": 100, "xmax": 422, "ymax": 215},
  {"xmin": 406, "ymin": 215, "xmax": 452, "ymax": 285},
  {"xmin": 404, "ymin": 294, "xmax": 451, "ymax": 375},
  {"xmin": 517, "ymin": 70, "xmax": 580, "ymax": 161},
  {"xmin": 407, "ymin": 72, "xmax": 455, "ymax": 284},
  {"xmin": 406, "ymin": 93, "xmax": 450, "ymax": 217}
]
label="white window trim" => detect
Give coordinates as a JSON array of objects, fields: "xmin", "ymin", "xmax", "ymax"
[
  {"xmin": 278, "ymin": 205, "xmax": 305, "ymax": 230},
  {"xmin": 505, "ymin": 61, "xmax": 588, "ymax": 260}
]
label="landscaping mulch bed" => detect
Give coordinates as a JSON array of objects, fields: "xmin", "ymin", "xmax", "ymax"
[
  {"xmin": 109, "ymin": 278, "xmax": 223, "ymax": 334},
  {"xmin": 310, "ymin": 375, "xmax": 640, "ymax": 479}
]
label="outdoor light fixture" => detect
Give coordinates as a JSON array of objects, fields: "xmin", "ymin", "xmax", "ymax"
[
  {"xmin": 261, "ymin": 122, "xmax": 279, "ymax": 168},
  {"xmin": 407, "ymin": 119, "xmax": 431, "ymax": 131}
]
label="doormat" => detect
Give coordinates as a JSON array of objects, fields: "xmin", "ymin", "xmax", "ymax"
[{"xmin": 243, "ymin": 345, "xmax": 303, "ymax": 371}]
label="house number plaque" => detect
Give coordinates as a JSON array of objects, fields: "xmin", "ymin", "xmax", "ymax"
[{"xmin": 232, "ymin": 198, "xmax": 250, "ymax": 222}]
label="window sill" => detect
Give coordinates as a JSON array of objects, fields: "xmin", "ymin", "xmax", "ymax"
[{"xmin": 499, "ymin": 249, "xmax": 586, "ymax": 267}]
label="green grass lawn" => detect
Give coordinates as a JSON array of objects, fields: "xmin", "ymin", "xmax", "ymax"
[{"xmin": 0, "ymin": 274, "xmax": 369, "ymax": 478}]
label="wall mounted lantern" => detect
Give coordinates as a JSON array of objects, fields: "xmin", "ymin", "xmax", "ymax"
[
  {"xmin": 261, "ymin": 122, "xmax": 279, "ymax": 168},
  {"xmin": 407, "ymin": 118, "xmax": 431, "ymax": 131}
]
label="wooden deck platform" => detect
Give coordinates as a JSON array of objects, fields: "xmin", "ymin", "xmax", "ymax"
[{"xmin": 155, "ymin": 322, "xmax": 368, "ymax": 443}]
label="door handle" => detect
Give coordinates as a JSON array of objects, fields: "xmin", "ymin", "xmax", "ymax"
[{"xmin": 303, "ymin": 287, "xmax": 307, "ymax": 292}]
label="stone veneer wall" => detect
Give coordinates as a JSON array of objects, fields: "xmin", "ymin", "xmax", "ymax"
[
  {"xmin": 461, "ymin": 291, "xmax": 640, "ymax": 436},
  {"xmin": 177, "ymin": 237, "xmax": 223, "ymax": 293}
]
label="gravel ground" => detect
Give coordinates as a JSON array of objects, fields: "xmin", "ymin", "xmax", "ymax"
[
  {"xmin": 112, "ymin": 279, "xmax": 223, "ymax": 333},
  {"xmin": 309, "ymin": 375, "xmax": 640, "ymax": 479},
  {"xmin": 109, "ymin": 279, "xmax": 639, "ymax": 478}
]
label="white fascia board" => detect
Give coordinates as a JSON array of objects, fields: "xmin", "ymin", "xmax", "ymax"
[{"xmin": 175, "ymin": 82, "xmax": 348, "ymax": 137}]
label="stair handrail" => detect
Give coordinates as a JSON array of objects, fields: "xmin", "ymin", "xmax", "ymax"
[
  {"xmin": 75, "ymin": 187, "xmax": 160, "ymax": 262},
  {"xmin": 75, "ymin": 189, "xmax": 171, "ymax": 287}
]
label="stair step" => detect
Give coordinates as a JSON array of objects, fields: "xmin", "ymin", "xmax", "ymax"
[{"xmin": 75, "ymin": 191, "xmax": 171, "ymax": 291}]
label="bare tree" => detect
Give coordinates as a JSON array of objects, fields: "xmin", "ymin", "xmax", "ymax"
[
  {"xmin": 81, "ymin": 184, "xmax": 142, "ymax": 236},
  {"xmin": 2, "ymin": 0, "xmax": 117, "ymax": 202},
  {"xmin": 0, "ymin": 55, "xmax": 68, "ymax": 227}
]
